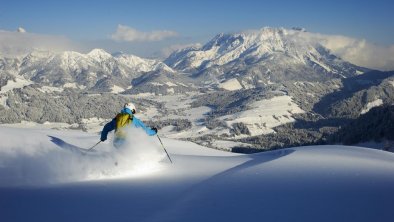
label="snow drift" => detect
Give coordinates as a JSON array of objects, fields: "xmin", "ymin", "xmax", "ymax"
[
  {"xmin": 0, "ymin": 127, "xmax": 166, "ymax": 186},
  {"xmin": 1, "ymin": 126, "xmax": 394, "ymax": 222}
]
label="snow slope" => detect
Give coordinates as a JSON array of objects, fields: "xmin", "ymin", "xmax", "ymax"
[
  {"xmin": 220, "ymin": 95, "xmax": 305, "ymax": 136},
  {"xmin": 0, "ymin": 126, "xmax": 393, "ymax": 222}
]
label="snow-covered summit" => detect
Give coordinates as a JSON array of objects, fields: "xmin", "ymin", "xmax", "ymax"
[
  {"xmin": 115, "ymin": 53, "xmax": 174, "ymax": 73},
  {"xmin": 87, "ymin": 48, "xmax": 113, "ymax": 61},
  {"xmin": 164, "ymin": 27, "xmax": 366, "ymax": 84},
  {"xmin": 165, "ymin": 27, "xmax": 316, "ymax": 69}
]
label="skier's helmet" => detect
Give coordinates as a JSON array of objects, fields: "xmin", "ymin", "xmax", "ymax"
[{"xmin": 124, "ymin": 102, "xmax": 136, "ymax": 114}]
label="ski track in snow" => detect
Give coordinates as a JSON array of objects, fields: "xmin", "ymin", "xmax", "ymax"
[{"xmin": 0, "ymin": 126, "xmax": 394, "ymax": 222}]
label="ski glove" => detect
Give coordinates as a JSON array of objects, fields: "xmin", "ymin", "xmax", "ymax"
[{"xmin": 151, "ymin": 127, "xmax": 158, "ymax": 134}]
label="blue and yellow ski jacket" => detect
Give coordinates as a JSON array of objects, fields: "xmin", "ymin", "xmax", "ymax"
[{"xmin": 100, "ymin": 108, "xmax": 157, "ymax": 142}]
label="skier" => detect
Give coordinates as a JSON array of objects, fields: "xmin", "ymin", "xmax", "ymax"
[{"xmin": 100, "ymin": 102, "xmax": 158, "ymax": 148}]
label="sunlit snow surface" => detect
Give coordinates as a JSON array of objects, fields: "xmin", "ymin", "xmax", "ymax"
[
  {"xmin": 0, "ymin": 126, "xmax": 394, "ymax": 222},
  {"xmin": 0, "ymin": 127, "xmax": 167, "ymax": 186}
]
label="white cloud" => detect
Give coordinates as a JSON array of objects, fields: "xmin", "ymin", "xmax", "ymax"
[
  {"xmin": 0, "ymin": 28, "xmax": 80, "ymax": 57},
  {"xmin": 111, "ymin": 24, "xmax": 178, "ymax": 42},
  {"xmin": 300, "ymin": 32, "xmax": 394, "ymax": 71}
]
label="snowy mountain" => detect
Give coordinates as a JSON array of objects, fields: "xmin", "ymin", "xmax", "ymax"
[
  {"xmin": 165, "ymin": 27, "xmax": 368, "ymax": 89},
  {"xmin": 1, "ymin": 49, "xmax": 174, "ymax": 93},
  {"xmin": 0, "ymin": 28, "xmax": 371, "ymax": 94},
  {"xmin": 1, "ymin": 127, "xmax": 393, "ymax": 222}
]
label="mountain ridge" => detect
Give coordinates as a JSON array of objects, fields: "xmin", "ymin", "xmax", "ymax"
[
  {"xmin": 164, "ymin": 27, "xmax": 368, "ymax": 89},
  {"xmin": 1, "ymin": 48, "xmax": 175, "ymax": 93}
]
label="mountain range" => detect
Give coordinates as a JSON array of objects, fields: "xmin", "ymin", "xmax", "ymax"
[
  {"xmin": 165, "ymin": 28, "xmax": 367, "ymax": 87},
  {"xmin": 1, "ymin": 27, "xmax": 368, "ymax": 93}
]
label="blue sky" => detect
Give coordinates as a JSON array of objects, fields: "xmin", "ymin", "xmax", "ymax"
[{"xmin": 1, "ymin": 0, "xmax": 394, "ymax": 57}]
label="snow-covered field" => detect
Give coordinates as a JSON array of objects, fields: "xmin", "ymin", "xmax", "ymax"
[
  {"xmin": 1, "ymin": 126, "xmax": 393, "ymax": 222},
  {"xmin": 219, "ymin": 78, "xmax": 243, "ymax": 91},
  {"xmin": 220, "ymin": 95, "xmax": 304, "ymax": 136}
]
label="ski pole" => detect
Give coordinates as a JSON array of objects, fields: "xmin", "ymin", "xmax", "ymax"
[
  {"xmin": 157, "ymin": 135, "xmax": 173, "ymax": 163},
  {"xmin": 87, "ymin": 141, "xmax": 101, "ymax": 151}
]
